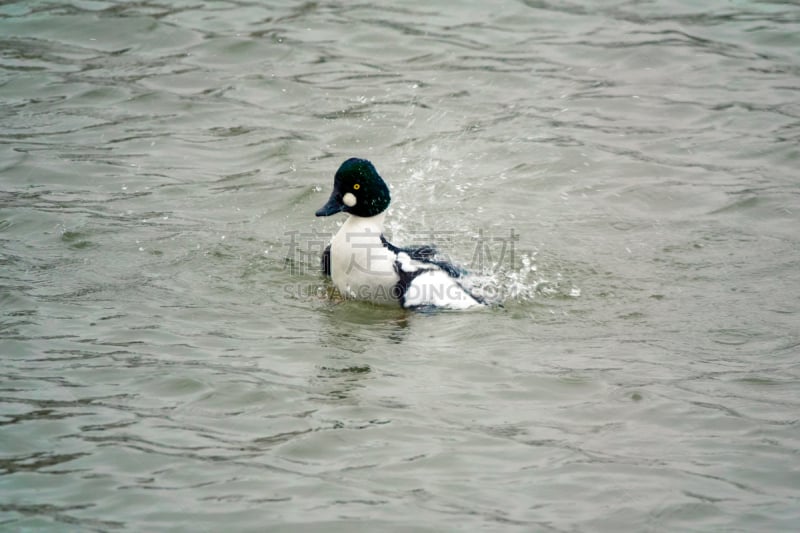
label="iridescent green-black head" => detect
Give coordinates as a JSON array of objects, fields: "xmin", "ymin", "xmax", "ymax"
[{"xmin": 315, "ymin": 158, "xmax": 391, "ymax": 218}]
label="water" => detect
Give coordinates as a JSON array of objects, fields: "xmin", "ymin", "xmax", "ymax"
[{"xmin": 1, "ymin": 0, "xmax": 799, "ymax": 530}]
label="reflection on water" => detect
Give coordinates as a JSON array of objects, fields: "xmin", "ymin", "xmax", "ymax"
[
  {"xmin": 318, "ymin": 302, "xmax": 412, "ymax": 350},
  {"xmin": 2, "ymin": 0, "xmax": 800, "ymax": 531}
]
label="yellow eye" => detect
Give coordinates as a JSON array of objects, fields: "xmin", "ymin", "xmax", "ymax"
[{"xmin": 353, "ymin": 184, "xmax": 360, "ymax": 190}]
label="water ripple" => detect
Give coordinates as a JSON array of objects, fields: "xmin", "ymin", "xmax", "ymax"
[{"xmin": 2, "ymin": 0, "xmax": 799, "ymax": 531}]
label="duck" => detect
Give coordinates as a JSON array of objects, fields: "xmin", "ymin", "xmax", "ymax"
[{"xmin": 315, "ymin": 157, "xmax": 484, "ymax": 310}]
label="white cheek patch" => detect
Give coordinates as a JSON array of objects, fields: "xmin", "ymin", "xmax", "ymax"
[{"xmin": 343, "ymin": 192, "xmax": 357, "ymax": 207}]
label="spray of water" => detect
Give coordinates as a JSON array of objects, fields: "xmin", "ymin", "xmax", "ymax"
[{"xmin": 385, "ymin": 152, "xmax": 580, "ymax": 307}]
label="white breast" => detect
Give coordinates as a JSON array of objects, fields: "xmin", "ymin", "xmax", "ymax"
[{"xmin": 329, "ymin": 213, "xmax": 399, "ymax": 303}]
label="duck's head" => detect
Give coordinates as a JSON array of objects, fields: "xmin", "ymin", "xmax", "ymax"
[{"xmin": 315, "ymin": 158, "xmax": 391, "ymax": 218}]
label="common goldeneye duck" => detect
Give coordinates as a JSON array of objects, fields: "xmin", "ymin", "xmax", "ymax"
[{"xmin": 315, "ymin": 157, "xmax": 484, "ymax": 310}]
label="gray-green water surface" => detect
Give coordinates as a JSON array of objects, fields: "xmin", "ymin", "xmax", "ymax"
[{"xmin": 1, "ymin": 0, "xmax": 799, "ymax": 531}]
